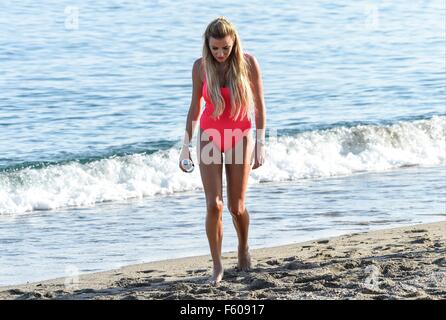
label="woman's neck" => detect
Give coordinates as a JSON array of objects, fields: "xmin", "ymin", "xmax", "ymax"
[{"xmin": 217, "ymin": 61, "xmax": 229, "ymax": 73}]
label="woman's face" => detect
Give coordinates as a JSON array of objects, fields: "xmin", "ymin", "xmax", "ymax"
[{"xmin": 209, "ymin": 36, "xmax": 234, "ymax": 64}]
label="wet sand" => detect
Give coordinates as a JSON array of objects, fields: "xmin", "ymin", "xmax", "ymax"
[{"xmin": 1, "ymin": 221, "xmax": 445, "ymax": 300}]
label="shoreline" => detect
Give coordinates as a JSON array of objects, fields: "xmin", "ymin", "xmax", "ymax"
[{"xmin": 1, "ymin": 221, "xmax": 445, "ymax": 300}]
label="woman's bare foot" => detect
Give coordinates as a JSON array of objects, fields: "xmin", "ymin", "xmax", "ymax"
[
  {"xmin": 237, "ymin": 246, "xmax": 252, "ymax": 271},
  {"xmin": 210, "ymin": 261, "xmax": 224, "ymax": 285}
]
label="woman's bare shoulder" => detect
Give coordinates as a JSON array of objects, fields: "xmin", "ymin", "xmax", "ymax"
[
  {"xmin": 244, "ymin": 52, "xmax": 256, "ymax": 63},
  {"xmin": 193, "ymin": 57, "xmax": 204, "ymax": 82},
  {"xmin": 244, "ymin": 53, "xmax": 260, "ymax": 77}
]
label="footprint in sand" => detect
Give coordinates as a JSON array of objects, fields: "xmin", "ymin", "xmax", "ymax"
[
  {"xmin": 249, "ymin": 274, "xmax": 279, "ymax": 290},
  {"xmin": 186, "ymin": 268, "xmax": 207, "ymax": 275},
  {"xmin": 433, "ymin": 242, "xmax": 443, "ymax": 248},
  {"xmin": 343, "ymin": 260, "xmax": 360, "ymax": 269},
  {"xmin": 146, "ymin": 277, "xmax": 165, "ymax": 284},
  {"xmin": 173, "ymin": 283, "xmax": 193, "ymax": 292},
  {"xmin": 7, "ymin": 289, "xmax": 25, "ymax": 295},
  {"xmin": 410, "ymin": 237, "xmax": 431, "ymax": 244},
  {"xmin": 191, "ymin": 286, "xmax": 215, "ymax": 294},
  {"xmin": 285, "ymin": 260, "xmax": 319, "ymax": 270},
  {"xmin": 432, "ymin": 257, "xmax": 446, "ymax": 267},
  {"xmin": 265, "ymin": 259, "xmax": 281, "ymax": 266},
  {"xmin": 284, "ymin": 256, "xmax": 296, "ymax": 262},
  {"xmin": 404, "ymin": 229, "xmax": 428, "ymax": 234},
  {"xmin": 138, "ymin": 269, "xmax": 156, "ymax": 274}
]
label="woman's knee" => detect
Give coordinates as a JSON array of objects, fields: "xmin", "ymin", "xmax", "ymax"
[
  {"xmin": 228, "ymin": 202, "xmax": 246, "ymax": 217},
  {"xmin": 207, "ymin": 199, "xmax": 224, "ymax": 214}
]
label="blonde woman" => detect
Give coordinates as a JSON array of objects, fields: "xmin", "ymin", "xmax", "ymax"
[{"xmin": 179, "ymin": 17, "xmax": 266, "ymax": 284}]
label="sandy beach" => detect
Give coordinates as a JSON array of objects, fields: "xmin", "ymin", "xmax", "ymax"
[{"xmin": 1, "ymin": 221, "xmax": 445, "ymax": 300}]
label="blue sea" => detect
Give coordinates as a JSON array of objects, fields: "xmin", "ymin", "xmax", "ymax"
[{"xmin": 0, "ymin": 0, "xmax": 445, "ymax": 286}]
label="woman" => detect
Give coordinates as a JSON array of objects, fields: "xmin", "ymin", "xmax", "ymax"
[{"xmin": 179, "ymin": 16, "xmax": 266, "ymax": 284}]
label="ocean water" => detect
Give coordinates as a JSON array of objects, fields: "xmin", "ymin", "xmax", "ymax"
[{"xmin": 0, "ymin": 0, "xmax": 445, "ymax": 286}]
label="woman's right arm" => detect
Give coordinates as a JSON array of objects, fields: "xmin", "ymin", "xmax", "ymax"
[{"xmin": 179, "ymin": 58, "xmax": 203, "ymax": 168}]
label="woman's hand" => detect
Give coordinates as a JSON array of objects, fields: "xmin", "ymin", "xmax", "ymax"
[
  {"xmin": 251, "ymin": 142, "xmax": 266, "ymax": 170},
  {"xmin": 179, "ymin": 146, "xmax": 194, "ymax": 172}
]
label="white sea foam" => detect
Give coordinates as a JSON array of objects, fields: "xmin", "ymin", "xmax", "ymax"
[
  {"xmin": 1, "ymin": 116, "xmax": 444, "ymax": 214},
  {"xmin": 251, "ymin": 115, "xmax": 445, "ymax": 183}
]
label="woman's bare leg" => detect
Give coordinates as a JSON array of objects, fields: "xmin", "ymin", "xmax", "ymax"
[
  {"xmin": 199, "ymin": 129, "xmax": 224, "ymax": 283},
  {"xmin": 225, "ymin": 131, "xmax": 254, "ymax": 271}
]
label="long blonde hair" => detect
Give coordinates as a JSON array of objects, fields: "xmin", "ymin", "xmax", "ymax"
[{"xmin": 202, "ymin": 17, "xmax": 254, "ymax": 121}]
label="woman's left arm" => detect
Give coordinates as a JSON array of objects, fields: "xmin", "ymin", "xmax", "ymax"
[{"xmin": 248, "ymin": 54, "xmax": 266, "ymax": 169}]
